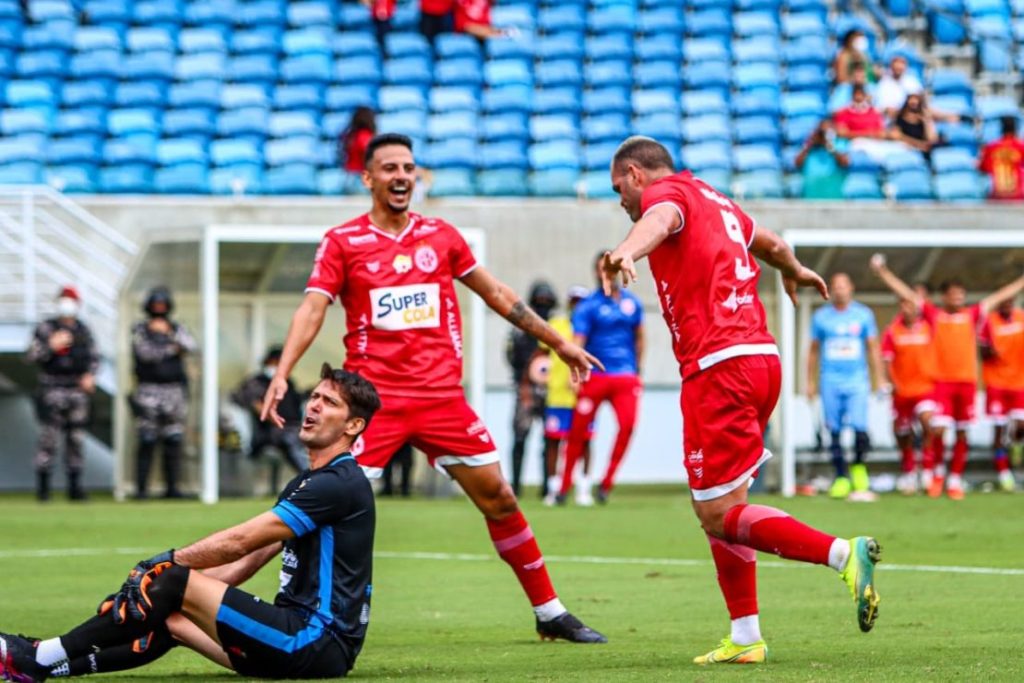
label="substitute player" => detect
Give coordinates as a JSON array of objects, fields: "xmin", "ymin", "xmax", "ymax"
[
  {"xmin": 602, "ymin": 136, "xmax": 880, "ymax": 665},
  {"xmin": 558, "ymin": 253, "xmax": 644, "ymax": 505},
  {"xmin": 0, "ymin": 364, "xmax": 380, "ymax": 682},
  {"xmin": 978, "ymin": 299, "xmax": 1024, "ymax": 491},
  {"xmin": 806, "ymin": 273, "xmax": 885, "ymax": 501},
  {"xmin": 880, "ymin": 298, "xmax": 940, "ymax": 494},
  {"xmin": 871, "ymin": 255, "xmax": 1024, "ymax": 498},
  {"xmin": 261, "ymin": 133, "xmax": 606, "ymax": 643}
]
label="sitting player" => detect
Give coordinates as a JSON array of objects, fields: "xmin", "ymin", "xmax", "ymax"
[{"xmin": 0, "ymin": 364, "xmax": 380, "ymax": 682}]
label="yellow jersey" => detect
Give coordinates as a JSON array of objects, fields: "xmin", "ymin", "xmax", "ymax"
[{"xmin": 545, "ymin": 316, "xmax": 577, "ymax": 409}]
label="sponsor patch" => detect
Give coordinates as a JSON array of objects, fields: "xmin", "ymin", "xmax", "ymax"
[
  {"xmin": 393, "ymin": 254, "xmax": 413, "ymax": 274},
  {"xmin": 348, "ymin": 234, "xmax": 378, "ymax": 245},
  {"xmin": 370, "ymin": 283, "xmax": 440, "ymax": 330}
]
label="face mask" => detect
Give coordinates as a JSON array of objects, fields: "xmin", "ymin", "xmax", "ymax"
[
  {"xmin": 853, "ymin": 36, "xmax": 869, "ymax": 52},
  {"xmin": 263, "ymin": 366, "xmax": 277, "ymax": 378},
  {"xmin": 56, "ymin": 297, "xmax": 79, "ymax": 318}
]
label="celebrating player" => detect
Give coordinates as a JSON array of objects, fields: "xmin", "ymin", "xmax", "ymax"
[
  {"xmin": 880, "ymin": 298, "xmax": 940, "ymax": 494},
  {"xmin": 261, "ymin": 133, "xmax": 606, "ymax": 643},
  {"xmin": 602, "ymin": 136, "xmax": 880, "ymax": 665},
  {"xmin": 0, "ymin": 365, "xmax": 380, "ymax": 682},
  {"xmin": 558, "ymin": 252, "xmax": 645, "ymax": 505},
  {"xmin": 870, "ymin": 254, "xmax": 1024, "ymax": 498},
  {"xmin": 978, "ymin": 299, "xmax": 1024, "ymax": 491},
  {"xmin": 806, "ymin": 273, "xmax": 884, "ymax": 501}
]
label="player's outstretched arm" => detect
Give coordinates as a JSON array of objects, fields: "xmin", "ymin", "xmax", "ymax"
[
  {"xmin": 173, "ymin": 512, "xmax": 295, "ymax": 570},
  {"xmin": 261, "ymin": 292, "xmax": 331, "ymax": 427},
  {"xmin": 602, "ymin": 204, "xmax": 681, "ymax": 293},
  {"xmin": 979, "ymin": 271, "xmax": 1024, "ymax": 316},
  {"xmin": 749, "ymin": 227, "xmax": 829, "ymax": 305},
  {"xmin": 869, "ymin": 253, "xmax": 920, "ymax": 306},
  {"xmin": 461, "ymin": 266, "xmax": 604, "ymax": 381}
]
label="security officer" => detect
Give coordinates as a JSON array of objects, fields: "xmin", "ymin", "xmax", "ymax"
[
  {"xmin": 131, "ymin": 286, "xmax": 196, "ymax": 499},
  {"xmin": 26, "ymin": 285, "xmax": 98, "ymax": 501},
  {"xmin": 505, "ymin": 280, "xmax": 557, "ymax": 496}
]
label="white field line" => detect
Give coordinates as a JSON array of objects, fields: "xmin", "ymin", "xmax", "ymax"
[{"xmin": 1, "ymin": 547, "xmax": 1022, "ymax": 577}]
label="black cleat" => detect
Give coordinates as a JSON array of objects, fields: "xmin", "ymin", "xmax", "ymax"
[
  {"xmin": 0, "ymin": 632, "xmax": 49, "ymax": 682},
  {"xmin": 536, "ymin": 613, "xmax": 608, "ymax": 644},
  {"xmin": 554, "ymin": 494, "xmax": 567, "ymax": 506},
  {"xmin": 596, "ymin": 487, "xmax": 609, "ymax": 505}
]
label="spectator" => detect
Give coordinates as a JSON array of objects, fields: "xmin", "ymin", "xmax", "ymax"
[
  {"xmin": 381, "ymin": 443, "xmax": 414, "ymax": 497},
  {"xmin": 130, "ymin": 286, "xmax": 196, "ymax": 499},
  {"xmin": 455, "ymin": 0, "xmax": 506, "ymax": 40},
  {"xmin": 875, "ymin": 55, "xmax": 923, "ymax": 119},
  {"xmin": 834, "ymin": 85, "xmax": 887, "ymax": 140},
  {"xmin": 828, "ymin": 63, "xmax": 879, "ymax": 113},
  {"xmin": 339, "ymin": 107, "xmax": 376, "ymax": 175},
  {"xmin": 888, "ymin": 93, "xmax": 939, "ymax": 156},
  {"xmin": 833, "ymin": 29, "xmax": 880, "ymax": 84},
  {"xmin": 979, "ymin": 116, "xmax": 1024, "ymax": 200},
  {"xmin": 361, "ymin": 0, "xmax": 395, "ymax": 48},
  {"xmin": 231, "ymin": 346, "xmax": 307, "ymax": 477},
  {"xmin": 26, "ymin": 286, "xmax": 98, "ymax": 502},
  {"xmin": 794, "ymin": 120, "xmax": 850, "ymax": 199},
  {"xmin": 419, "ymin": 0, "xmax": 454, "ymax": 44}
]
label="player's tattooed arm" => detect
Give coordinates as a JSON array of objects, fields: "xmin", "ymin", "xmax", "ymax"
[{"xmin": 173, "ymin": 512, "xmax": 294, "ymax": 570}]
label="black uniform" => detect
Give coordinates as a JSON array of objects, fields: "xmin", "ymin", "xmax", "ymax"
[{"xmin": 216, "ymin": 454, "xmax": 375, "ymax": 679}]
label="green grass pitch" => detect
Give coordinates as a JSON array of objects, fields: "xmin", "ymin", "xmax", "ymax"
[{"xmin": 1, "ymin": 487, "xmax": 1022, "ymax": 681}]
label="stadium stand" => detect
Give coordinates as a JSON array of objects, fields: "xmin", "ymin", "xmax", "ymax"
[{"xmin": 0, "ymin": 0, "xmax": 1020, "ymax": 196}]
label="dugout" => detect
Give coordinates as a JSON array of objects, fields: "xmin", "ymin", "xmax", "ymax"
[{"xmin": 114, "ymin": 225, "xmax": 486, "ymax": 503}]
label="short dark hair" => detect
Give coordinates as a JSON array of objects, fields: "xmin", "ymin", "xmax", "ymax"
[
  {"xmin": 365, "ymin": 133, "xmax": 413, "ymax": 166},
  {"xmin": 319, "ymin": 363, "xmax": 382, "ymax": 426},
  {"xmin": 939, "ymin": 278, "xmax": 965, "ymax": 293},
  {"xmin": 612, "ymin": 136, "xmax": 675, "ymax": 173},
  {"xmin": 1001, "ymin": 116, "xmax": 1018, "ymax": 137},
  {"xmin": 851, "ymin": 84, "xmax": 867, "ymax": 97}
]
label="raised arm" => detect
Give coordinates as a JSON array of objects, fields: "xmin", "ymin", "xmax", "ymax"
[
  {"xmin": 460, "ymin": 266, "xmax": 603, "ymax": 381},
  {"xmin": 261, "ymin": 292, "xmax": 331, "ymax": 426},
  {"xmin": 869, "ymin": 253, "xmax": 920, "ymax": 306},
  {"xmin": 749, "ymin": 226, "xmax": 829, "ymax": 305},
  {"xmin": 979, "ymin": 272, "xmax": 1024, "ymax": 316},
  {"xmin": 601, "ymin": 204, "xmax": 681, "ymax": 291}
]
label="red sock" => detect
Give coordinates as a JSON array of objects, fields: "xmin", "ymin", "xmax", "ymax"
[
  {"xmin": 707, "ymin": 534, "xmax": 758, "ymax": 619},
  {"xmin": 950, "ymin": 437, "xmax": 969, "ymax": 475},
  {"xmin": 723, "ymin": 504, "xmax": 835, "ymax": 566},
  {"xmin": 921, "ymin": 434, "xmax": 936, "ymax": 470},
  {"xmin": 899, "ymin": 444, "xmax": 916, "ymax": 473},
  {"xmin": 487, "ymin": 511, "xmax": 557, "ymax": 606}
]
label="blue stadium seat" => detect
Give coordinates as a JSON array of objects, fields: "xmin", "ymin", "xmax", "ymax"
[
  {"xmin": 239, "ymin": 0, "xmax": 285, "ymax": 27},
  {"xmin": 930, "ymin": 1, "xmax": 967, "ymax": 44},
  {"xmin": 480, "ymin": 113, "xmax": 528, "ymax": 142},
  {"xmin": 154, "ymin": 163, "xmax": 209, "ymax": 193},
  {"xmin": 70, "ymin": 50, "xmax": 120, "ymax": 80},
  {"xmin": 682, "ymin": 90, "xmax": 729, "ymax": 117},
  {"xmin": 376, "ymin": 110, "xmax": 427, "ymax": 138},
  {"xmin": 733, "ymin": 145, "xmax": 781, "ymax": 172},
  {"xmin": 585, "ymin": 34, "xmax": 633, "ymax": 62},
  {"xmin": 29, "ymin": 0, "xmax": 75, "ymax": 22},
  {"xmin": 46, "ymin": 137, "xmax": 100, "ymax": 166},
  {"xmin": 99, "ymin": 164, "xmax": 153, "ymax": 192},
  {"xmin": 633, "ymin": 113, "xmax": 682, "ymax": 143},
  {"xmin": 782, "ymin": 12, "xmax": 827, "ymax": 38},
  {"xmin": 582, "ymin": 141, "xmax": 619, "ymax": 170},
  {"xmin": 889, "ymin": 169, "xmax": 933, "ymax": 200},
  {"xmin": 282, "ymin": 54, "xmax": 332, "ymax": 83},
  {"xmin": 22, "ymin": 22, "xmax": 74, "ymax": 51},
  {"xmin": 265, "ymin": 137, "xmax": 318, "ymax": 166},
  {"xmin": 578, "ymin": 170, "xmax": 616, "ymax": 198},
  {"xmin": 477, "ymin": 141, "xmax": 528, "ymax": 170},
  {"xmin": 325, "ymin": 84, "xmax": 376, "ymax": 112},
  {"xmin": 535, "ymin": 60, "xmax": 581, "ymax": 89},
  {"xmin": 682, "ymin": 38, "xmax": 729, "ymax": 64},
  {"xmin": 686, "ymin": 10, "xmax": 732, "ymax": 39},
  {"xmin": 734, "ymin": 116, "xmax": 780, "ymax": 145},
  {"xmin": 428, "ymin": 112, "xmax": 477, "ymax": 142},
  {"xmin": 218, "ymin": 107, "xmax": 269, "ymax": 138},
  {"xmin": 185, "ymin": 1, "xmax": 235, "ymax": 29},
  {"xmin": 841, "ymin": 172, "xmax": 883, "ymax": 200},
  {"xmin": 583, "ymin": 87, "xmax": 630, "ymax": 116},
  {"xmin": 74, "ymin": 26, "xmax": 121, "ymax": 52},
  {"xmin": 162, "ymin": 109, "xmax": 214, "ymax": 138},
  {"xmin": 429, "ymin": 87, "xmax": 479, "ymax": 113},
  {"xmin": 16, "ymin": 50, "xmax": 65, "ymax": 79},
  {"xmin": 734, "ymin": 171, "xmax": 784, "ymax": 198},
  {"xmin": 482, "ymin": 86, "xmax": 531, "ymax": 116},
  {"xmin": 978, "ymin": 41, "xmax": 1012, "ymax": 72},
  {"xmin": 83, "ymin": 0, "xmax": 130, "ymax": 25},
  {"xmin": 269, "ymin": 111, "xmax": 319, "ymax": 138},
  {"xmin": 0, "ymin": 135, "xmax": 41, "ymax": 163},
  {"xmin": 477, "ymin": 169, "xmax": 528, "ymax": 195},
  {"xmin": 288, "ymin": 1, "xmax": 334, "ymax": 28},
  {"xmin": 385, "ymin": 32, "xmax": 432, "ymax": 60},
  {"xmin": 786, "ymin": 65, "xmax": 829, "ymax": 93},
  {"xmin": 683, "ymin": 60, "xmax": 730, "ymax": 93},
  {"xmin": 169, "ymin": 81, "xmax": 222, "ymax": 110},
  {"xmin": 682, "ymin": 115, "xmax": 731, "ymax": 144},
  {"xmin": 103, "ymin": 138, "xmax": 157, "ymax": 166},
  {"xmin": 733, "ymin": 40, "xmax": 781, "ymax": 67},
  {"xmin": 126, "ymin": 27, "xmax": 176, "ymax": 54},
  {"xmin": 114, "ymin": 82, "xmax": 165, "ymax": 109},
  {"xmin": 46, "ymin": 164, "xmax": 98, "ymax": 192},
  {"xmin": 134, "ymin": 0, "xmax": 185, "ymax": 27},
  {"xmin": 931, "ymin": 94, "xmax": 974, "ymax": 118},
  {"xmin": 379, "ymin": 85, "xmax": 428, "ymax": 112},
  {"xmin": 0, "ymin": 160, "xmax": 43, "ymax": 184},
  {"xmin": 633, "ymin": 89, "xmax": 679, "ymax": 116},
  {"xmin": 321, "ymin": 111, "xmax": 350, "ymax": 139},
  {"xmin": 179, "ymin": 28, "xmax": 226, "ymax": 54},
  {"xmin": 635, "ymin": 61, "xmax": 680, "ymax": 89},
  {"xmin": 782, "ymin": 116, "xmax": 818, "ymax": 145},
  {"xmin": 316, "ymin": 167, "xmax": 354, "ymax": 196},
  {"xmin": 933, "ymin": 171, "xmax": 985, "ymax": 200},
  {"xmin": 176, "ymin": 53, "xmax": 226, "ymax": 81},
  {"xmin": 782, "ymin": 37, "xmax": 830, "ymax": 67},
  {"xmin": 636, "ymin": 35, "xmax": 681, "ymax": 62},
  {"xmin": 931, "ymin": 147, "xmax": 977, "ymax": 174},
  {"xmin": 273, "ymin": 84, "xmax": 321, "ymax": 110},
  {"xmin": 585, "ymin": 60, "xmax": 631, "ymax": 89},
  {"xmin": 538, "ymin": 5, "xmax": 585, "ymax": 33},
  {"xmin": 430, "ymin": 168, "xmax": 476, "ymax": 196},
  {"xmin": 536, "ymin": 33, "xmax": 584, "ymax": 61},
  {"xmin": 492, "ymin": 4, "xmax": 538, "ymax": 32},
  {"xmin": 210, "ymin": 165, "xmax": 263, "ymax": 195},
  {"xmin": 54, "ymin": 110, "xmax": 106, "ymax": 137},
  {"xmin": 283, "ymin": 29, "xmax": 331, "ymax": 57},
  {"xmin": 434, "ymin": 58, "xmax": 483, "ymax": 87},
  {"xmin": 732, "ymin": 92, "xmax": 780, "ymax": 117},
  {"xmin": 931, "ymin": 68, "xmax": 974, "ymax": 98},
  {"xmin": 532, "ymin": 88, "xmax": 580, "ymax": 116},
  {"xmin": 733, "ymin": 62, "xmax": 780, "ymax": 93},
  {"xmin": 338, "ymin": 2, "xmax": 372, "ymax": 30},
  {"xmin": 884, "ymin": 149, "xmax": 929, "ymax": 173},
  {"xmin": 333, "ymin": 56, "xmax": 382, "ymax": 85},
  {"xmin": 425, "ymin": 138, "xmax": 476, "ymax": 168},
  {"xmin": 156, "ymin": 138, "xmax": 206, "ymax": 167},
  {"xmin": 530, "ymin": 115, "xmax": 578, "ymax": 142},
  {"xmin": 488, "ymin": 36, "xmax": 534, "ymax": 61},
  {"xmin": 384, "ymin": 57, "xmax": 433, "ymax": 86},
  {"xmin": 221, "ymin": 84, "xmax": 269, "ymax": 110},
  {"xmin": 265, "ymin": 164, "xmax": 319, "ymax": 194},
  {"xmin": 976, "ymin": 95, "xmax": 1018, "ymax": 121},
  {"xmin": 734, "ymin": 12, "xmax": 779, "ymax": 37},
  {"xmin": 230, "ymin": 55, "xmax": 279, "ymax": 84},
  {"xmin": 485, "ymin": 59, "xmax": 533, "ymax": 87},
  {"xmin": 582, "ymin": 114, "xmax": 629, "ymax": 143},
  {"xmin": 234, "ymin": 29, "xmax": 283, "ymax": 55},
  {"xmin": 529, "ymin": 169, "xmax": 579, "ymax": 197},
  {"xmin": 683, "ymin": 142, "xmax": 732, "ymax": 172},
  {"xmin": 7, "ymin": 81, "xmax": 55, "ymax": 108},
  {"xmin": 638, "ymin": 8, "xmax": 684, "ymax": 35},
  {"xmin": 781, "ymin": 92, "xmax": 826, "ymax": 119},
  {"xmin": 435, "ymin": 33, "xmax": 481, "ymax": 61},
  {"xmin": 211, "ymin": 139, "xmax": 262, "ymax": 167},
  {"xmin": 122, "ymin": 52, "xmax": 175, "ymax": 81},
  {"xmin": 333, "ymin": 30, "xmax": 379, "ymax": 58}
]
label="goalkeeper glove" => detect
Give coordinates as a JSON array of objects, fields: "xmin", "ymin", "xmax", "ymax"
[{"xmin": 109, "ymin": 550, "xmax": 176, "ymax": 624}]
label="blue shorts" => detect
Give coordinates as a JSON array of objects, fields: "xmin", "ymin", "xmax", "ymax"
[
  {"xmin": 820, "ymin": 382, "xmax": 869, "ymax": 433},
  {"xmin": 544, "ymin": 407, "xmax": 593, "ymax": 439}
]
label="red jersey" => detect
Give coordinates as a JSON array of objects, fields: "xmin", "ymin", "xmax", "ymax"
[
  {"xmin": 640, "ymin": 171, "xmax": 776, "ymax": 379},
  {"xmin": 979, "ymin": 136, "xmax": 1024, "ymax": 200},
  {"xmin": 420, "ymin": 0, "xmax": 455, "ymax": 16},
  {"xmin": 980, "ymin": 308, "xmax": 1024, "ymax": 390},
  {"xmin": 455, "ymin": 0, "xmax": 491, "ymax": 32},
  {"xmin": 371, "ymin": 0, "xmax": 396, "ymax": 20},
  {"xmin": 880, "ymin": 315, "xmax": 935, "ymax": 397},
  {"xmin": 833, "ymin": 104, "xmax": 885, "ymax": 137},
  {"xmin": 305, "ymin": 212, "xmax": 478, "ymax": 398},
  {"xmin": 921, "ymin": 300, "xmax": 982, "ymax": 384}
]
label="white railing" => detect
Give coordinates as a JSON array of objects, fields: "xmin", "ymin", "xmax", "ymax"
[{"xmin": 0, "ymin": 186, "xmax": 138, "ymax": 366}]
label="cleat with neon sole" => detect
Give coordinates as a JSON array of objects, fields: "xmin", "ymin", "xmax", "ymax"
[
  {"xmin": 839, "ymin": 537, "xmax": 882, "ymax": 633},
  {"xmin": 693, "ymin": 637, "xmax": 767, "ymax": 665}
]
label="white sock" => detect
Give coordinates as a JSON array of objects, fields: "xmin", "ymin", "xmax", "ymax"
[
  {"xmin": 947, "ymin": 473, "xmax": 962, "ymax": 488},
  {"xmin": 35, "ymin": 637, "xmax": 67, "ymax": 667},
  {"xmin": 533, "ymin": 597, "xmax": 567, "ymax": 622},
  {"xmin": 546, "ymin": 476, "xmax": 559, "ymax": 495},
  {"xmin": 730, "ymin": 615, "xmax": 762, "ymax": 646},
  {"xmin": 828, "ymin": 538, "xmax": 851, "ymax": 572}
]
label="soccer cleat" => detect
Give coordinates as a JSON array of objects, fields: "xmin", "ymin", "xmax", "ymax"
[
  {"xmin": 693, "ymin": 637, "xmax": 767, "ymax": 665},
  {"xmin": 595, "ymin": 487, "xmax": 609, "ymax": 505},
  {"xmin": 850, "ymin": 463, "xmax": 871, "ymax": 493},
  {"xmin": 839, "ymin": 537, "xmax": 881, "ymax": 633},
  {"xmin": 542, "ymin": 492, "xmax": 557, "ymax": 507},
  {"xmin": 998, "ymin": 470, "xmax": 1016, "ymax": 492},
  {"xmin": 896, "ymin": 472, "xmax": 918, "ymax": 496},
  {"xmin": 946, "ymin": 485, "xmax": 965, "ymax": 500},
  {"xmin": 536, "ymin": 613, "xmax": 607, "ymax": 644},
  {"xmin": 829, "ymin": 477, "xmax": 851, "ymax": 499},
  {"xmin": 0, "ymin": 632, "xmax": 48, "ymax": 682},
  {"xmin": 926, "ymin": 475, "xmax": 945, "ymax": 498},
  {"xmin": 847, "ymin": 490, "xmax": 878, "ymax": 503}
]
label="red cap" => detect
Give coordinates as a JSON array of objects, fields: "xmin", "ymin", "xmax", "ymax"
[{"xmin": 58, "ymin": 285, "xmax": 80, "ymax": 301}]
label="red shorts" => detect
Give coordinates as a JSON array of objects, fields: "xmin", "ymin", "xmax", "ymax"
[
  {"xmin": 891, "ymin": 393, "xmax": 938, "ymax": 435},
  {"xmin": 933, "ymin": 381, "xmax": 976, "ymax": 428},
  {"xmin": 352, "ymin": 393, "xmax": 497, "ymax": 477},
  {"xmin": 681, "ymin": 354, "xmax": 780, "ymax": 501},
  {"xmin": 986, "ymin": 386, "xmax": 1024, "ymax": 424}
]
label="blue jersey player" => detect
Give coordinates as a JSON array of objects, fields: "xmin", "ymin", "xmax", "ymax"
[
  {"xmin": 807, "ymin": 273, "xmax": 885, "ymax": 501},
  {"xmin": 0, "ymin": 364, "xmax": 380, "ymax": 682}
]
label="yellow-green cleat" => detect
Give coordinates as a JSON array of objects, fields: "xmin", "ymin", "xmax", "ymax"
[
  {"xmin": 693, "ymin": 637, "xmax": 768, "ymax": 665},
  {"xmin": 850, "ymin": 463, "xmax": 871, "ymax": 492},
  {"xmin": 829, "ymin": 476, "xmax": 852, "ymax": 499},
  {"xmin": 839, "ymin": 536, "xmax": 882, "ymax": 633}
]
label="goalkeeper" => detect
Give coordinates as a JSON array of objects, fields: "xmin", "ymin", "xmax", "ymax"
[{"xmin": 0, "ymin": 364, "xmax": 380, "ymax": 682}]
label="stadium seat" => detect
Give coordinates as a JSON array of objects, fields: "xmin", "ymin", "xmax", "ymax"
[
  {"xmin": 633, "ymin": 89, "xmax": 680, "ymax": 116},
  {"xmin": 265, "ymin": 164, "xmax": 318, "ymax": 194},
  {"xmin": 29, "ymin": 0, "xmax": 75, "ymax": 22},
  {"xmin": 211, "ymin": 139, "xmax": 262, "ymax": 167},
  {"xmin": 485, "ymin": 60, "xmax": 533, "ymax": 88},
  {"xmin": 539, "ymin": 5, "xmax": 585, "ymax": 33},
  {"xmin": 99, "ymin": 164, "xmax": 154, "ymax": 193},
  {"xmin": 783, "ymin": 37, "xmax": 831, "ymax": 67},
  {"xmin": 781, "ymin": 92, "xmax": 826, "ymax": 119},
  {"xmin": 477, "ymin": 168, "xmax": 529, "ymax": 195},
  {"xmin": 535, "ymin": 60, "xmax": 582, "ymax": 89},
  {"xmin": 376, "ymin": 110, "xmax": 428, "ymax": 138},
  {"xmin": 265, "ymin": 137, "xmax": 318, "ymax": 167},
  {"xmin": 582, "ymin": 141, "xmax": 619, "ymax": 170},
  {"xmin": 682, "ymin": 115, "xmax": 731, "ymax": 143},
  {"xmin": 683, "ymin": 60, "xmax": 730, "ymax": 93},
  {"xmin": 385, "ymin": 33, "xmax": 433, "ymax": 61},
  {"xmin": 633, "ymin": 113, "xmax": 682, "ymax": 143},
  {"xmin": 46, "ymin": 164, "xmax": 98, "ymax": 193},
  {"xmin": 483, "ymin": 86, "xmax": 532, "ymax": 115},
  {"xmin": 326, "ymin": 85, "xmax": 377, "ymax": 111},
  {"xmin": 883, "ymin": 149, "xmax": 928, "ymax": 173},
  {"xmin": 434, "ymin": 58, "xmax": 484, "ymax": 87},
  {"xmin": 221, "ymin": 85, "xmax": 269, "ymax": 110},
  {"xmin": 638, "ymin": 7, "xmax": 684, "ymax": 35},
  {"xmin": 577, "ymin": 170, "xmax": 616, "ymax": 199},
  {"xmin": 16, "ymin": 50, "xmax": 66, "ymax": 79},
  {"xmin": 733, "ymin": 39, "xmax": 782, "ymax": 65},
  {"xmin": 583, "ymin": 88, "xmax": 630, "ymax": 117},
  {"xmin": 162, "ymin": 109, "xmax": 214, "ymax": 138},
  {"xmin": 532, "ymin": 88, "xmax": 580, "ymax": 116},
  {"xmin": 231, "ymin": 55, "xmax": 280, "ymax": 84},
  {"xmin": 283, "ymin": 29, "xmax": 331, "ymax": 57},
  {"xmin": 46, "ymin": 137, "xmax": 100, "ymax": 166},
  {"xmin": 239, "ymin": 0, "xmax": 285, "ymax": 27},
  {"xmin": 22, "ymin": 22, "xmax": 74, "ymax": 52},
  {"xmin": 176, "ymin": 53, "xmax": 226, "ymax": 81},
  {"xmin": 234, "ymin": 29, "xmax": 284, "ymax": 55},
  {"xmin": 179, "ymin": 28, "xmax": 226, "ymax": 54},
  {"xmin": 582, "ymin": 114, "xmax": 630, "ymax": 143},
  {"xmin": 268, "ymin": 111, "xmax": 319, "ymax": 139},
  {"xmin": 480, "ymin": 113, "xmax": 529, "ymax": 142},
  {"xmin": 287, "ymin": 1, "xmax": 333, "ymax": 28},
  {"xmin": 529, "ymin": 169, "xmax": 579, "ymax": 196},
  {"xmin": 636, "ymin": 35, "xmax": 681, "ymax": 62},
  {"xmin": 70, "ymin": 50, "xmax": 120, "ymax": 80},
  {"xmin": 133, "ymin": 0, "xmax": 185, "ymax": 27},
  {"xmin": 435, "ymin": 34, "xmax": 481, "ymax": 61},
  {"xmin": 115, "ymin": 82, "xmax": 166, "ymax": 109},
  {"xmin": 734, "ymin": 11, "xmax": 779, "ymax": 37},
  {"xmin": 733, "ymin": 145, "xmax": 782, "ymax": 172},
  {"xmin": 536, "ymin": 33, "xmax": 584, "ymax": 61},
  {"xmin": 425, "ymin": 138, "xmax": 476, "ymax": 168},
  {"xmin": 682, "ymin": 91, "xmax": 729, "ymax": 118},
  {"xmin": 635, "ymin": 62, "xmax": 680, "ymax": 90},
  {"xmin": 477, "ymin": 141, "xmax": 529, "ymax": 169},
  {"xmin": 127, "ymin": 27, "xmax": 176, "ymax": 54},
  {"xmin": 218, "ymin": 107, "xmax": 270, "ymax": 138},
  {"xmin": 429, "ymin": 87, "xmax": 479, "ymax": 113},
  {"xmin": 102, "ymin": 138, "xmax": 157, "ymax": 166},
  {"xmin": 210, "ymin": 165, "xmax": 263, "ymax": 195},
  {"xmin": 492, "ymin": 4, "xmax": 538, "ymax": 32},
  {"xmin": 686, "ymin": 10, "xmax": 731, "ymax": 39},
  {"xmin": 122, "ymin": 52, "xmax": 176, "ymax": 81},
  {"xmin": 429, "ymin": 168, "xmax": 476, "ymax": 196},
  {"xmin": 62, "ymin": 81, "xmax": 110, "ymax": 109},
  {"xmin": 933, "ymin": 171, "xmax": 985, "ymax": 200},
  {"xmin": 585, "ymin": 61, "xmax": 631, "ymax": 89},
  {"xmin": 732, "ymin": 92, "xmax": 780, "ymax": 117},
  {"xmin": 734, "ymin": 171, "xmax": 785, "ymax": 198},
  {"xmin": 488, "ymin": 36, "xmax": 534, "ymax": 62},
  {"xmin": 380, "ymin": 86, "xmax": 428, "ymax": 113},
  {"xmin": 53, "ymin": 110, "xmax": 106, "ymax": 138},
  {"xmin": 782, "ymin": 116, "xmax": 818, "ymax": 145},
  {"xmin": 282, "ymin": 54, "xmax": 332, "ymax": 83},
  {"xmin": 585, "ymin": 34, "xmax": 633, "ymax": 62},
  {"xmin": 83, "ymin": 0, "xmax": 130, "ymax": 26},
  {"xmin": 154, "ymin": 163, "xmax": 209, "ymax": 193},
  {"xmin": 338, "ymin": 2, "xmax": 372, "ymax": 30},
  {"xmin": 683, "ymin": 142, "xmax": 732, "ymax": 172},
  {"xmin": 320, "ymin": 112, "xmax": 350, "ymax": 140},
  {"xmin": 169, "ymin": 81, "xmax": 222, "ymax": 110},
  {"xmin": 108, "ymin": 109, "xmax": 160, "ymax": 137},
  {"xmin": 734, "ymin": 117, "xmax": 780, "ymax": 145},
  {"xmin": 889, "ymin": 169, "xmax": 933, "ymax": 200},
  {"xmin": 273, "ymin": 84, "xmax": 322, "ymax": 110},
  {"xmin": 529, "ymin": 140, "xmax": 580, "ymax": 171},
  {"xmin": 530, "ymin": 115, "xmax": 578, "ymax": 142},
  {"xmin": 842, "ymin": 172, "xmax": 883, "ymax": 199},
  {"xmin": 185, "ymin": 0, "xmax": 235, "ymax": 29},
  {"xmin": 156, "ymin": 138, "xmax": 207, "ymax": 167}
]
